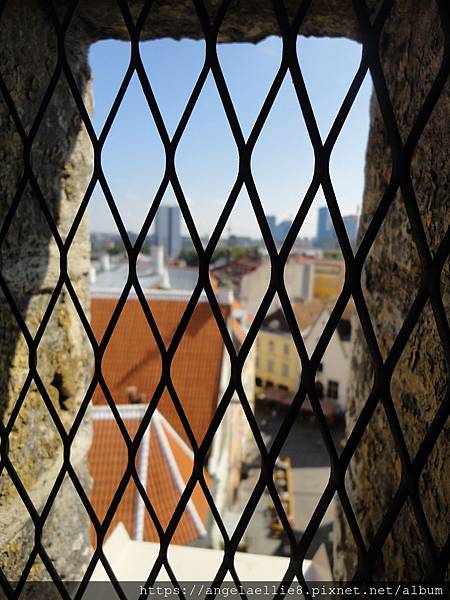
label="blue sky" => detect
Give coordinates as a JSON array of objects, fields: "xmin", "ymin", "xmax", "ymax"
[{"xmin": 88, "ymin": 36, "xmax": 371, "ymax": 240}]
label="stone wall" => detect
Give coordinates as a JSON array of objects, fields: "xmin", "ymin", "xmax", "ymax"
[
  {"xmin": 0, "ymin": 0, "xmax": 93, "ymax": 579},
  {"xmin": 333, "ymin": 0, "xmax": 449, "ymax": 581},
  {"xmin": 0, "ymin": 0, "xmax": 447, "ymax": 582}
]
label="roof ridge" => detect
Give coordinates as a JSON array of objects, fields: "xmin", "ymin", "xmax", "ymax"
[
  {"xmin": 153, "ymin": 412, "xmax": 207, "ymax": 538},
  {"xmin": 92, "ymin": 404, "xmax": 149, "ymax": 420},
  {"xmin": 133, "ymin": 427, "xmax": 151, "ymax": 541},
  {"xmin": 157, "ymin": 411, "xmax": 195, "ymax": 461}
]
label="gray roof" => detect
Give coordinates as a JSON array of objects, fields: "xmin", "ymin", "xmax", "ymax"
[{"xmin": 90, "ymin": 261, "xmax": 198, "ymax": 294}]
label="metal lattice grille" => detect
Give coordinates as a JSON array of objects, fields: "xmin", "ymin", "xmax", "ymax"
[{"xmin": 0, "ymin": 0, "xmax": 449, "ymax": 598}]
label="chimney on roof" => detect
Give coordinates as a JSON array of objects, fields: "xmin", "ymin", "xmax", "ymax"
[
  {"xmin": 89, "ymin": 266, "xmax": 96, "ymax": 284},
  {"xmin": 151, "ymin": 244, "xmax": 164, "ymax": 276},
  {"xmin": 127, "ymin": 386, "xmax": 140, "ymax": 404},
  {"xmin": 160, "ymin": 266, "xmax": 171, "ymax": 290},
  {"xmin": 100, "ymin": 253, "xmax": 111, "ymax": 272}
]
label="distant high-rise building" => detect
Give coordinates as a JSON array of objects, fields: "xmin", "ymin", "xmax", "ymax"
[
  {"xmin": 266, "ymin": 215, "xmax": 293, "ymax": 245},
  {"xmin": 316, "ymin": 206, "xmax": 337, "ymax": 247},
  {"xmin": 155, "ymin": 205, "xmax": 181, "ymax": 258},
  {"xmin": 342, "ymin": 214, "xmax": 359, "ymax": 249},
  {"xmin": 267, "ymin": 215, "xmax": 277, "ymax": 239},
  {"xmin": 275, "ymin": 219, "xmax": 293, "ymax": 244}
]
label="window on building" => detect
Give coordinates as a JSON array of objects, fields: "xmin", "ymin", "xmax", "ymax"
[
  {"xmin": 315, "ymin": 381, "xmax": 324, "ymax": 399},
  {"xmin": 282, "ymin": 363, "xmax": 289, "ymax": 377},
  {"xmin": 268, "ymin": 340, "xmax": 275, "ymax": 353},
  {"xmin": 255, "ymin": 377, "xmax": 263, "ymax": 387},
  {"xmin": 283, "ymin": 344, "xmax": 289, "ymax": 355},
  {"xmin": 327, "ymin": 380, "xmax": 339, "ymax": 399},
  {"xmin": 267, "ymin": 360, "xmax": 274, "ymax": 373}
]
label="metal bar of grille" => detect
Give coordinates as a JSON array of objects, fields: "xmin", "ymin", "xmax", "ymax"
[{"xmin": 0, "ymin": 0, "xmax": 448, "ymax": 597}]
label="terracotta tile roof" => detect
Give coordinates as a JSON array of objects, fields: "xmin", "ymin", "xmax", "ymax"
[
  {"xmin": 91, "ymin": 297, "xmax": 230, "ymax": 445},
  {"xmin": 289, "ymin": 254, "xmax": 345, "ymax": 268},
  {"xmin": 262, "ymin": 300, "xmax": 324, "ymax": 334},
  {"xmin": 88, "ymin": 418, "xmax": 140, "ymax": 540},
  {"xmin": 145, "ymin": 419, "xmax": 209, "ymax": 543},
  {"xmin": 210, "ymin": 255, "xmax": 262, "ymax": 288},
  {"xmin": 292, "ymin": 299, "xmax": 325, "ymax": 330},
  {"xmin": 89, "ymin": 408, "xmax": 211, "ymax": 545}
]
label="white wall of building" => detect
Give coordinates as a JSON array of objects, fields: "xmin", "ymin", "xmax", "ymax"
[
  {"xmin": 240, "ymin": 258, "xmax": 313, "ymax": 316},
  {"xmin": 239, "ymin": 259, "xmax": 271, "ymax": 316},
  {"xmin": 284, "ymin": 260, "xmax": 313, "ymax": 302},
  {"xmin": 305, "ymin": 310, "xmax": 352, "ymax": 412},
  {"xmin": 208, "ymin": 318, "xmax": 256, "ymax": 549}
]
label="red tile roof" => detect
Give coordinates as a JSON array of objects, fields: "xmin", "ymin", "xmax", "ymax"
[
  {"xmin": 210, "ymin": 255, "xmax": 262, "ymax": 288},
  {"xmin": 289, "ymin": 254, "xmax": 345, "ymax": 268},
  {"xmin": 89, "ymin": 409, "xmax": 211, "ymax": 545},
  {"xmin": 89, "ymin": 295, "xmax": 229, "ymax": 545},
  {"xmin": 88, "ymin": 417, "xmax": 140, "ymax": 538},
  {"xmin": 262, "ymin": 300, "xmax": 325, "ymax": 334},
  {"xmin": 292, "ymin": 299, "xmax": 325, "ymax": 330},
  {"xmin": 91, "ymin": 297, "xmax": 230, "ymax": 445}
]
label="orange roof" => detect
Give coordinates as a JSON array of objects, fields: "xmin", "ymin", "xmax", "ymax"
[
  {"xmin": 289, "ymin": 254, "xmax": 345, "ymax": 268},
  {"xmin": 91, "ymin": 297, "xmax": 230, "ymax": 445},
  {"xmin": 292, "ymin": 299, "xmax": 325, "ymax": 330},
  {"xmin": 88, "ymin": 417, "xmax": 140, "ymax": 538},
  {"xmin": 262, "ymin": 300, "xmax": 324, "ymax": 334},
  {"xmin": 89, "ymin": 408, "xmax": 211, "ymax": 545},
  {"xmin": 210, "ymin": 255, "xmax": 262, "ymax": 288}
]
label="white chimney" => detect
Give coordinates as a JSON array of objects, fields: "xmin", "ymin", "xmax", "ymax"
[
  {"xmin": 160, "ymin": 266, "xmax": 171, "ymax": 290},
  {"xmin": 101, "ymin": 253, "xmax": 111, "ymax": 272},
  {"xmin": 151, "ymin": 245, "xmax": 164, "ymax": 276},
  {"xmin": 89, "ymin": 266, "xmax": 97, "ymax": 284}
]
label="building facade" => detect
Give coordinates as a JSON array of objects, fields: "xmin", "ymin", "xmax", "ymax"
[
  {"xmin": 255, "ymin": 303, "xmax": 353, "ymax": 413},
  {"xmin": 155, "ymin": 205, "xmax": 182, "ymax": 258},
  {"xmin": 255, "ymin": 328, "xmax": 299, "ymax": 393},
  {"xmin": 311, "ymin": 261, "xmax": 345, "ymax": 301},
  {"xmin": 239, "ymin": 254, "xmax": 344, "ymax": 315},
  {"xmin": 316, "ymin": 206, "xmax": 335, "ymax": 247},
  {"xmin": 342, "ymin": 214, "xmax": 359, "ymax": 249}
]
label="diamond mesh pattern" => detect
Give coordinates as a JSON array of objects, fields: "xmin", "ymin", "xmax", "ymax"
[{"xmin": 0, "ymin": 0, "xmax": 449, "ymax": 598}]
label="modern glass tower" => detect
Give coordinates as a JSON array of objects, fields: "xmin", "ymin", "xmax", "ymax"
[
  {"xmin": 316, "ymin": 206, "xmax": 333, "ymax": 246},
  {"xmin": 155, "ymin": 205, "xmax": 181, "ymax": 258}
]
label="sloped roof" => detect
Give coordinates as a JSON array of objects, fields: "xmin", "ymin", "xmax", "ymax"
[
  {"xmin": 88, "ymin": 416, "xmax": 140, "ymax": 539},
  {"xmin": 89, "ymin": 406, "xmax": 211, "ymax": 545},
  {"xmin": 289, "ymin": 254, "xmax": 344, "ymax": 268},
  {"xmin": 293, "ymin": 299, "xmax": 325, "ymax": 330},
  {"xmin": 262, "ymin": 300, "xmax": 324, "ymax": 334},
  {"xmin": 91, "ymin": 297, "xmax": 230, "ymax": 445},
  {"xmin": 167, "ymin": 266, "xmax": 198, "ymax": 292},
  {"xmin": 210, "ymin": 255, "xmax": 262, "ymax": 288}
]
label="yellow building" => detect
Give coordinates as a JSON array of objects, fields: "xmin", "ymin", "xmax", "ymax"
[
  {"xmin": 255, "ymin": 300, "xmax": 324, "ymax": 393},
  {"xmin": 311, "ymin": 261, "xmax": 344, "ymax": 302}
]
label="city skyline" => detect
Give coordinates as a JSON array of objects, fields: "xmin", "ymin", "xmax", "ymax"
[
  {"xmin": 90, "ymin": 203, "xmax": 360, "ymax": 245},
  {"xmin": 88, "ymin": 36, "xmax": 371, "ymax": 240}
]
